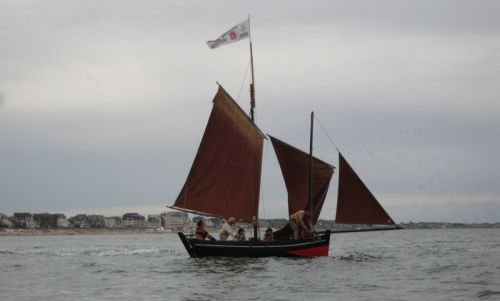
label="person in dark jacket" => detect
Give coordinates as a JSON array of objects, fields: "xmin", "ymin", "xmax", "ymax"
[{"xmin": 234, "ymin": 228, "xmax": 246, "ymax": 241}]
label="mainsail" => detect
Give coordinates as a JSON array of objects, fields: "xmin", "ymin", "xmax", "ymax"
[
  {"xmin": 335, "ymin": 153, "xmax": 395, "ymax": 225},
  {"xmin": 171, "ymin": 85, "xmax": 265, "ymax": 223},
  {"xmin": 269, "ymin": 136, "xmax": 335, "ymax": 224}
]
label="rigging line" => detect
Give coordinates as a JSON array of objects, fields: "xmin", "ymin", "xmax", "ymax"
[
  {"xmin": 314, "ymin": 114, "xmax": 341, "ymax": 153},
  {"xmin": 236, "ymin": 59, "xmax": 251, "ymax": 103}
]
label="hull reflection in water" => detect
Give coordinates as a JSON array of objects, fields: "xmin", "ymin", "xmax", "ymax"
[{"xmin": 178, "ymin": 231, "xmax": 331, "ymax": 258}]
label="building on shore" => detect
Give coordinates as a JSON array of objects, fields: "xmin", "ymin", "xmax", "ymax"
[
  {"xmin": 205, "ymin": 217, "xmax": 223, "ymax": 229},
  {"xmin": 259, "ymin": 219, "xmax": 288, "ymax": 230},
  {"xmin": 33, "ymin": 213, "xmax": 69, "ymax": 228},
  {"xmin": 69, "ymin": 214, "xmax": 89, "ymax": 228},
  {"xmin": 161, "ymin": 211, "xmax": 189, "ymax": 231},
  {"xmin": 315, "ymin": 219, "xmax": 336, "ymax": 230},
  {"xmin": 12, "ymin": 213, "xmax": 35, "ymax": 228},
  {"xmin": 0, "ymin": 213, "xmax": 14, "ymax": 228},
  {"xmin": 123, "ymin": 213, "xmax": 145, "ymax": 228},
  {"xmin": 148, "ymin": 215, "xmax": 162, "ymax": 229},
  {"xmin": 87, "ymin": 215, "xmax": 106, "ymax": 228},
  {"xmin": 104, "ymin": 216, "xmax": 123, "ymax": 228}
]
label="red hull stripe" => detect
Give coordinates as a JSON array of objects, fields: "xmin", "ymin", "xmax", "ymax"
[{"xmin": 287, "ymin": 245, "xmax": 329, "ymax": 257}]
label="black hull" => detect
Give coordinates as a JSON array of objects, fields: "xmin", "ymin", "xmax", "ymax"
[{"xmin": 178, "ymin": 230, "xmax": 331, "ymax": 258}]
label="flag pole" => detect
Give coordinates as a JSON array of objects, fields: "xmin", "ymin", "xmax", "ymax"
[
  {"xmin": 249, "ymin": 15, "xmax": 256, "ymax": 123},
  {"xmin": 249, "ymin": 15, "xmax": 259, "ymax": 240}
]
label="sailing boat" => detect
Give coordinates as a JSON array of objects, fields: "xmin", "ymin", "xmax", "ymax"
[
  {"xmin": 169, "ymin": 18, "xmax": 399, "ymax": 257},
  {"xmin": 169, "ymin": 85, "xmax": 400, "ymax": 258}
]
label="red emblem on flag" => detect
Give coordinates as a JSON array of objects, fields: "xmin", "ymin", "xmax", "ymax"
[{"xmin": 229, "ymin": 31, "xmax": 237, "ymax": 40}]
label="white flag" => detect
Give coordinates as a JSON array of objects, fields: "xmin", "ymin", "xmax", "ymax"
[{"xmin": 207, "ymin": 18, "xmax": 250, "ymax": 49}]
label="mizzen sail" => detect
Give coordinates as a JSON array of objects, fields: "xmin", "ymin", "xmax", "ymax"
[
  {"xmin": 269, "ymin": 136, "xmax": 334, "ymax": 224},
  {"xmin": 335, "ymin": 153, "xmax": 395, "ymax": 225},
  {"xmin": 172, "ymin": 85, "xmax": 265, "ymax": 223}
]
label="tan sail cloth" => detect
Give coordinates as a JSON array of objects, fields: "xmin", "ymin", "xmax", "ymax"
[
  {"xmin": 335, "ymin": 153, "xmax": 395, "ymax": 225},
  {"xmin": 172, "ymin": 85, "xmax": 265, "ymax": 223},
  {"xmin": 269, "ymin": 136, "xmax": 334, "ymax": 224}
]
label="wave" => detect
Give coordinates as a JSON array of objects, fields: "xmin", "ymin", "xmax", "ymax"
[
  {"xmin": 475, "ymin": 270, "xmax": 494, "ymax": 278},
  {"xmin": 85, "ymin": 248, "xmax": 163, "ymax": 256},
  {"xmin": 86, "ymin": 247, "xmax": 177, "ymax": 256},
  {"xmin": 424, "ymin": 264, "xmax": 457, "ymax": 273},
  {"xmin": 0, "ymin": 247, "xmax": 177, "ymax": 257},
  {"xmin": 92, "ymin": 269, "xmax": 106, "ymax": 274},
  {"xmin": 477, "ymin": 290, "xmax": 500, "ymax": 298},
  {"xmin": 110, "ymin": 269, "xmax": 127, "ymax": 274},
  {"xmin": 336, "ymin": 252, "xmax": 382, "ymax": 262}
]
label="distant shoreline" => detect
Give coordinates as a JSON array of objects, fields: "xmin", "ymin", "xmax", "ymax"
[
  {"xmin": 2, "ymin": 226, "xmax": 499, "ymax": 237},
  {"xmin": 0, "ymin": 228, "xmax": 171, "ymax": 237}
]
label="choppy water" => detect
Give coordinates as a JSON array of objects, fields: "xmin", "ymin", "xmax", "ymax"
[{"xmin": 1, "ymin": 229, "xmax": 499, "ymax": 300}]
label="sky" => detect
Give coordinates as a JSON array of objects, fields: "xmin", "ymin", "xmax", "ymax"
[{"xmin": 1, "ymin": 1, "xmax": 499, "ymax": 222}]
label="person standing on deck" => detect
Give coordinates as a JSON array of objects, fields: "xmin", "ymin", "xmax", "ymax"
[
  {"xmin": 289, "ymin": 210, "xmax": 314, "ymax": 240},
  {"xmin": 219, "ymin": 217, "xmax": 237, "ymax": 240}
]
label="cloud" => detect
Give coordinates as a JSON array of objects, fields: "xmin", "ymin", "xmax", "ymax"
[{"xmin": 0, "ymin": 91, "xmax": 5, "ymax": 109}]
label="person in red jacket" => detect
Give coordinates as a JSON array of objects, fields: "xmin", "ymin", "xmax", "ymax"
[
  {"xmin": 195, "ymin": 220, "xmax": 215, "ymax": 241},
  {"xmin": 264, "ymin": 228, "xmax": 274, "ymax": 242}
]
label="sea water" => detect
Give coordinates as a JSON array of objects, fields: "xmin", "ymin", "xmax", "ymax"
[{"xmin": 1, "ymin": 229, "xmax": 499, "ymax": 301}]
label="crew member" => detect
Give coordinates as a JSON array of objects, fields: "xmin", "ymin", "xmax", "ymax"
[
  {"xmin": 195, "ymin": 220, "xmax": 215, "ymax": 241},
  {"xmin": 219, "ymin": 217, "xmax": 237, "ymax": 240},
  {"xmin": 289, "ymin": 210, "xmax": 314, "ymax": 239}
]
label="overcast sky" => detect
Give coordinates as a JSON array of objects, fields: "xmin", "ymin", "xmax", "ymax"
[{"xmin": 1, "ymin": 1, "xmax": 499, "ymax": 222}]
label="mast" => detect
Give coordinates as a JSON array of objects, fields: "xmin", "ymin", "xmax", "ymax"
[
  {"xmin": 249, "ymin": 39, "xmax": 255, "ymax": 121},
  {"xmin": 249, "ymin": 16, "xmax": 258, "ymax": 239},
  {"xmin": 249, "ymin": 16, "xmax": 256, "ymax": 123},
  {"xmin": 308, "ymin": 111, "xmax": 314, "ymax": 215}
]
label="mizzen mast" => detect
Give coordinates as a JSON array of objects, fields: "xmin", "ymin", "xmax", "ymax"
[{"xmin": 308, "ymin": 112, "xmax": 314, "ymax": 215}]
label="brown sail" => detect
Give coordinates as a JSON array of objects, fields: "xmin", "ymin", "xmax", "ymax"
[
  {"xmin": 335, "ymin": 153, "xmax": 395, "ymax": 225},
  {"xmin": 269, "ymin": 136, "xmax": 334, "ymax": 224},
  {"xmin": 171, "ymin": 85, "xmax": 265, "ymax": 223}
]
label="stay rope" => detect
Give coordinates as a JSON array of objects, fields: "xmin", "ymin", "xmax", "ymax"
[
  {"xmin": 236, "ymin": 59, "xmax": 251, "ymax": 103},
  {"xmin": 314, "ymin": 114, "xmax": 340, "ymax": 153}
]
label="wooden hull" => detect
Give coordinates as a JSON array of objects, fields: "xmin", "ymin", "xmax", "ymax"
[{"xmin": 177, "ymin": 230, "xmax": 331, "ymax": 258}]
